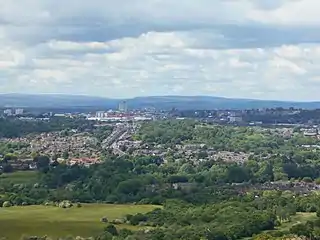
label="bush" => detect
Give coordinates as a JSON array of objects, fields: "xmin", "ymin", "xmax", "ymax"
[
  {"xmin": 104, "ymin": 224, "xmax": 118, "ymax": 236},
  {"xmin": 76, "ymin": 202, "xmax": 82, "ymax": 208},
  {"xmin": 129, "ymin": 213, "xmax": 148, "ymax": 226},
  {"xmin": 3, "ymin": 201, "xmax": 12, "ymax": 207},
  {"xmin": 118, "ymin": 229, "xmax": 133, "ymax": 238},
  {"xmin": 58, "ymin": 200, "xmax": 73, "ymax": 208},
  {"xmin": 44, "ymin": 201, "xmax": 54, "ymax": 206},
  {"xmin": 125, "ymin": 214, "xmax": 133, "ymax": 221},
  {"xmin": 111, "ymin": 218, "xmax": 124, "ymax": 224},
  {"xmin": 302, "ymin": 177, "xmax": 313, "ymax": 183}
]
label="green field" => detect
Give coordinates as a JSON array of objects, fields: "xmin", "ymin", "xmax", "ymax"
[
  {"xmin": 0, "ymin": 171, "xmax": 39, "ymax": 184},
  {"xmin": 0, "ymin": 204, "xmax": 160, "ymax": 239}
]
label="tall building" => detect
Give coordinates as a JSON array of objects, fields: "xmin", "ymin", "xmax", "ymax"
[{"xmin": 118, "ymin": 101, "xmax": 128, "ymax": 112}]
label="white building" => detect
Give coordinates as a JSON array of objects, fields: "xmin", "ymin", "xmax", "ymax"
[
  {"xmin": 228, "ymin": 112, "xmax": 242, "ymax": 123},
  {"xmin": 95, "ymin": 111, "xmax": 105, "ymax": 118},
  {"xmin": 15, "ymin": 108, "xmax": 24, "ymax": 115},
  {"xmin": 3, "ymin": 109, "xmax": 12, "ymax": 116}
]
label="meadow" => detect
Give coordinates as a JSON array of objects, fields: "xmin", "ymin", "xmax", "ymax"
[{"xmin": 0, "ymin": 204, "xmax": 159, "ymax": 239}]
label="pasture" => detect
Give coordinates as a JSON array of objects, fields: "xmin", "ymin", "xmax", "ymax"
[{"xmin": 0, "ymin": 204, "xmax": 159, "ymax": 239}]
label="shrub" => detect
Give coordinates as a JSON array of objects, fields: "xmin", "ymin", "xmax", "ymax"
[
  {"xmin": 111, "ymin": 218, "xmax": 124, "ymax": 224},
  {"xmin": 104, "ymin": 224, "xmax": 118, "ymax": 236},
  {"xmin": 3, "ymin": 201, "xmax": 12, "ymax": 208},
  {"xmin": 76, "ymin": 202, "xmax": 82, "ymax": 208},
  {"xmin": 101, "ymin": 217, "xmax": 108, "ymax": 223},
  {"xmin": 58, "ymin": 200, "xmax": 73, "ymax": 208}
]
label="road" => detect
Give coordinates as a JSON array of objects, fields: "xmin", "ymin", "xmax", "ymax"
[{"xmin": 102, "ymin": 124, "xmax": 131, "ymax": 156}]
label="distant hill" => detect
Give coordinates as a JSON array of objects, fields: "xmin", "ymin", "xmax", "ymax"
[
  {"xmin": 128, "ymin": 96, "xmax": 320, "ymax": 110},
  {"xmin": 0, "ymin": 94, "xmax": 320, "ymax": 110},
  {"xmin": 0, "ymin": 94, "xmax": 118, "ymax": 109}
]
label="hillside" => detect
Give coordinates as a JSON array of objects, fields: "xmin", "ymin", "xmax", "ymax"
[{"xmin": 0, "ymin": 94, "xmax": 320, "ymax": 110}]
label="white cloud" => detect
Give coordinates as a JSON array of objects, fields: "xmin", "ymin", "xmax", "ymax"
[
  {"xmin": 1, "ymin": 0, "xmax": 320, "ymax": 100},
  {"xmin": 249, "ymin": 0, "xmax": 320, "ymax": 25}
]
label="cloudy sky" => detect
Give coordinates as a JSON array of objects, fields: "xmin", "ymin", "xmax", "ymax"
[{"xmin": 1, "ymin": 0, "xmax": 320, "ymax": 100}]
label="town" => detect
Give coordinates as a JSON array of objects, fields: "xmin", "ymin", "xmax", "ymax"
[{"xmin": 2, "ymin": 103, "xmax": 320, "ymax": 172}]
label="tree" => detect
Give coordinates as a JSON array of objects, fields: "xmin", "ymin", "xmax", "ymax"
[
  {"xmin": 226, "ymin": 165, "xmax": 250, "ymax": 183},
  {"xmin": 117, "ymin": 179, "xmax": 142, "ymax": 195},
  {"xmin": 2, "ymin": 164, "xmax": 13, "ymax": 173},
  {"xmin": 3, "ymin": 153, "xmax": 17, "ymax": 162},
  {"xmin": 104, "ymin": 224, "xmax": 118, "ymax": 236},
  {"xmin": 179, "ymin": 163, "xmax": 195, "ymax": 174},
  {"xmin": 290, "ymin": 223, "xmax": 313, "ymax": 237},
  {"xmin": 62, "ymin": 151, "xmax": 69, "ymax": 160},
  {"xmin": 34, "ymin": 155, "xmax": 50, "ymax": 172},
  {"xmin": 302, "ymin": 177, "xmax": 313, "ymax": 183},
  {"xmin": 315, "ymin": 178, "xmax": 320, "ymax": 185}
]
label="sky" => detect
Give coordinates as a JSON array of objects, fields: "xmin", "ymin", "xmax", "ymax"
[{"xmin": 1, "ymin": 0, "xmax": 320, "ymax": 100}]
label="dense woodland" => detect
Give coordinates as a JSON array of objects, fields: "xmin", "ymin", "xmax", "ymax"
[{"xmin": 2, "ymin": 119, "xmax": 320, "ymax": 239}]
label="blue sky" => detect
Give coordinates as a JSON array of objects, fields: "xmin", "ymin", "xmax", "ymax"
[{"xmin": 0, "ymin": 0, "xmax": 320, "ymax": 100}]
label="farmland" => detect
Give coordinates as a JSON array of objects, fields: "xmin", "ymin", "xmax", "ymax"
[{"xmin": 0, "ymin": 204, "xmax": 159, "ymax": 239}]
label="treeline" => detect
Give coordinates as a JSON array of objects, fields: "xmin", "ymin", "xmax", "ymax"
[
  {"xmin": 0, "ymin": 156, "xmax": 236, "ymax": 205},
  {"xmin": 3, "ymin": 155, "xmax": 320, "ymax": 207}
]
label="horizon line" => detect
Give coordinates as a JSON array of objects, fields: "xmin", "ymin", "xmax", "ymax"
[{"xmin": 0, "ymin": 92, "xmax": 319, "ymax": 103}]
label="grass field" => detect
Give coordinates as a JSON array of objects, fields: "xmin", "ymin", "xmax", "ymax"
[
  {"xmin": 0, "ymin": 204, "xmax": 160, "ymax": 239},
  {"xmin": 0, "ymin": 171, "xmax": 39, "ymax": 184}
]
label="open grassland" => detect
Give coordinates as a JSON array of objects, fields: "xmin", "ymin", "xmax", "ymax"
[
  {"xmin": 0, "ymin": 171, "xmax": 39, "ymax": 184},
  {"xmin": 0, "ymin": 204, "xmax": 160, "ymax": 239}
]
